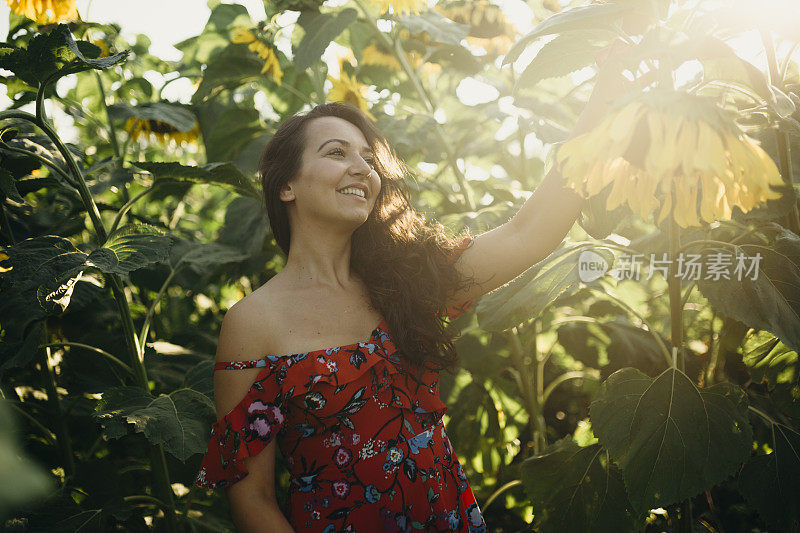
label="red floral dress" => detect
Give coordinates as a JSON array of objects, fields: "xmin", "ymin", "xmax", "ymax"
[{"xmin": 195, "ymin": 237, "xmax": 487, "ymax": 533}]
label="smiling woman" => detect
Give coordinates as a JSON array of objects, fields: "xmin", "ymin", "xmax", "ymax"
[{"xmin": 195, "ymin": 102, "xmax": 489, "ymax": 532}]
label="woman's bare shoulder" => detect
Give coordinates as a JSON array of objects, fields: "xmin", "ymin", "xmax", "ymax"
[{"xmin": 215, "ymin": 279, "xmax": 288, "ymax": 364}]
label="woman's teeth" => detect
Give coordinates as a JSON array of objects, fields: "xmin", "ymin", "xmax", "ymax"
[{"xmin": 338, "ymin": 188, "xmax": 365, "ymax": 198}]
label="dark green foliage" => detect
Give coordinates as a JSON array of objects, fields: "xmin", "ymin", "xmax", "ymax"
[
  {"xmin": 590, "ymin": 368, "xmax": 752, "ymax": 513},
  {"xmin": 521, "ymin": 438, "xmax": 638, "ymax": 532}
]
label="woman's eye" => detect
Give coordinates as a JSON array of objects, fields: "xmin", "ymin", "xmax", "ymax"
[{"xmin": 329, "ymin": 148, "xmax": 344, "ymax": 156}]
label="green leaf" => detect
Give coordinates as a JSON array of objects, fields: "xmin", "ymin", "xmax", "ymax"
[
  {"xmin": 0, "ymin": 167, "xmax": 24, "ymax": 203},
  {"xmin": 87, "ymin": 224, "xmax": 173, "ymax": 275},
  {"xmin": 217, "ymin": 196, "xmax": 269, "ymax": 255},
  {"xmin": 0, "ymin": 23, "xmax": 129, "ymax": 88},
  {"xmin": 697, "ymin": 225, "xmax": 800, "ymax": 355},
  {"xmin": 191, "ymin": 43, "xmax": 266, "ymax": 104},
  {"xmin": 171, "ymin": 240, "xmax": 249, "ymax": 269},
  {"xmin": 590, "ymin": 368, "xmax": 752, "ymax": 513},
  {"xmin": 598, "ymin": 319, "xmax": 671, "ymax": 378},
  {"xmin": 130, "ymin": 160, "xmax": 259, "ymax": 198},
  {"xmin": 0, "ymin": 235, "xmax": 89, "ymax": 317},
  {"xmin": 633, "ymin": 28, "xmax": 772, "ymax": 104},
  {"xmin": 396, "ymin": 11, "xmax": 471, "ymax": 46},
  {"xmin": 198, "ymin": 105, "xmax": 263, "ymax": 164},
  {"xmin": 106, "ymin": 102, "xmax": 197, "ymax": 132},
  {"xmin": 738, "ymin": 422, "xmax": 800, "ymax": 531},
  {"xmin": 742, "ymin": 330, "xmax": 797, "ymax": 386},
  {"xmin": 95, "ymin": 386, "xmax": 215, "ymax": 461},
  {"xmin": 503, "ymin": 3, "xmax": 630, "ymax": 65},
  {"xmin": 515, "ymin": 30, "xmax": 611, "ymax": 92},
  {"xmin": 475, "ymin": 245, "xmax": 615, "ymax": 332},
  {"xmin": 294, "ymin": 8, "xmax": 358, "ymax": 70},
  {"xmin": 521, "ymin": 439, "xmax": 638, "ymax": 533}
]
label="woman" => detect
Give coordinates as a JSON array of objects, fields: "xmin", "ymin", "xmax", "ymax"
[{"xmin": 195, "ymin": 42, "xmax": 635, "ymax": 532}]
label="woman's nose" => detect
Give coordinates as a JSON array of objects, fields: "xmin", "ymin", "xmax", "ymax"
[{"xmin": 350, "ymin": 155, "xmax": 371, "ymax": 175}]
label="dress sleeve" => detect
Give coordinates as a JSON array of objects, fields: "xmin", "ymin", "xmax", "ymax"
[
  {"xmin": 195, "ymin": 366, "xmax": 286, "ymax": 489},
  {"xmin": 441, "ymin": 235, "xmax": 475, "ymax": 320}
]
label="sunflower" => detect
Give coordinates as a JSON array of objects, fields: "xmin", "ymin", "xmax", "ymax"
[
  {"xmin": 434, "ymin": 0, "xmax": 517, "ymax": 55},
  {"xmin": 360, "ymin": 43, "xmax": 441, "ymax": 77},
  {"xmin": 231, "ymin": 27, "xmax": 283, "ymax": 86},
  {"xmin": 367, "ymin": 0, "xmax": 427, "ymax": 15},
  {"xmin": 6, "ymin": 0, "xmax": 78, "ymax": 24},
  {"xmin": 361, "ymin": 43, "xmax": 402, "ymax": 71},
  {"xmin": 555, "ymin": 89, "xmax": 785, "ymax": 228},
  {"xmin": 124, "ymin": 118, "xmax": 201, "ymax": 148},
  {"xmin": 327, "ymin": 72, "xmax": 376, "ymax": 121}
]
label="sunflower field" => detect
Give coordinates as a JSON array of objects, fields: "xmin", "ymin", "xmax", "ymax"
[{"xmin": 1, "ymin": 0, "xmax": 799, "ymax": 531}]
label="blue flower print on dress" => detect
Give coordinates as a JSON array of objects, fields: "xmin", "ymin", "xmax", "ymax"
[
  {"xmin": 447, "ymin": 509, "xmax": 463, "ymax": 530},
  {"xmin": 466, "ymin": 502, "xmax": 488, "ymax": 532},
  {"xmin": 408, "ymin": 428, "xmax": 434, "ymax": 455},
  {"xmin": 365, "ymin": 484, "xmax": 381, "ymax": 503}
]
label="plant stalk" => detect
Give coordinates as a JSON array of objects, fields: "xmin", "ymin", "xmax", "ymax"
[
  {"xmin": 39, "ymin": 324, "xmax": 76, "ymax": 478},
  {"xmin": 509, "ymin": 324, "xmax": 546, "ymax": 454},
  {"xmin": 759, "ymin": 28, "xmax": 800, "ymax": 235},
  {"xmin": 667, "ymin": 212, "xmax": 683, "ymax": 371}
]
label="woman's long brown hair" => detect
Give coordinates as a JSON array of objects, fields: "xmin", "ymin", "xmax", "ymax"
[{"xmin": 257, "ymin": 102, "xmax": 477, "ymax": 373}]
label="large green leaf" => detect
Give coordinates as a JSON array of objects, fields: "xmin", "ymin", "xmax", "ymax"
[
  {"xmin": 294, "ymin": 8, "xmax": 358, "ymax": 69},
  {"xmin": 95, "ymin": 386, "xmax": 215, "ymax": 461},
  {"xmin": 396, "ymin": 11, "xmax": 471, "ymax": 46},
  {"xmin": 521, "ymin": 438, "xmax": 638, "ymax": 533},
  {"xmin": 475, "ymin": 245, "xmax": 615, "ymax": 332},
  {"xmin": 87, "ymin": 224, "xmax": 173, "ymax": 276},
  {"xmin": 738, "ymin": 422, "xmax": 800, "ymax": 531},
  {"xmin": 590, "ymin": 368, "xmax": 752, "ymax": 513},
  {"xmin": 697, "ymin": 225, "xmax": 800, "ymax": 355},
  {"xmin": 130, "ymin": 160, "xmax": 259, "ymax": 198},
  {"xmin": 0, "ymin": 23, "xmax": 129, "ymax": 88},
  {"xmin": 0, "ymin": 235, "xmax": 90, "ymax": 316},
  {"xmin": 515, "ymin": 30, "xmax": 612, "ymax": 92},
  {"xmin": 503, "ymin": 3, "xmax": 630, "ymax": 66},
  {"xmin": 191, "ymin": 43, "xmax": 265, "ymax": 104}
]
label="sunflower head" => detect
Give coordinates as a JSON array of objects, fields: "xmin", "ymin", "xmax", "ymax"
[
  {"xmin": 124, "ymin": 117, "xmax": 200, "ymax": 147},
  {"xmin": 7, "ymin": 0, "xmax": 79, "ymax": 25},
  {"xmin": 434, "ymin": 0, "xmax": 517, "ymax": 54},
  {"xmin": 556, "ymin": 88, "xmax": 785, "ymax": 229},
  {"xmin": 327, "ymin": 72, "xmax": 376, "ymax": 121},
  {"xmin": 367, "ymin": 0, "xmax": 427, "ymax": 16}
]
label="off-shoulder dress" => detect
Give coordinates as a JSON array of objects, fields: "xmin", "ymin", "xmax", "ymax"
[{"xmin": 195, "ymin": 236, "xmax": 487, "ymax": 532}]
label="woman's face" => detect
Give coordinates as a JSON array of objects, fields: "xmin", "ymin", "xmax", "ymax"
[{"xmin": 280, "ymin": 116, "xmax": 381, "ymax": 229}]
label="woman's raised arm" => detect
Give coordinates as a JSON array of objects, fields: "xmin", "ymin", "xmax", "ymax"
[{"xmin": 446, "ymin": 40, "xmax": 640, "ymax": 307}]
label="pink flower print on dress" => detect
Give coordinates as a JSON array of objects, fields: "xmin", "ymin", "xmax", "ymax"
[
  {"xmin": 332, "ymin": 479, "xmax": 350, "ymax": 499},
  {"xmin": 247, "ymin": 401, "xmax": 284, "ymax": 438}
]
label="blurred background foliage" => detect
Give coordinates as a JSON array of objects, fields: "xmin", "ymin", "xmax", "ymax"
[{"xmin": 1, "ymin": 0, "xmax": 799, "ymax": 531}]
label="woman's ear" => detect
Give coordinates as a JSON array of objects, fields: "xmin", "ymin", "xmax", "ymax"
[{"xmin": 279, "ymin": 183, "xmax": 295, "ymax": 202}]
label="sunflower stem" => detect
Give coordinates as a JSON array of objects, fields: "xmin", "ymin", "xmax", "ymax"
[
  {"xmin": 759, "ymin": 28, "xmax": 800, "ymax": 235},
  {"xmin": 667, "ymin": 205, "xmax": 683, "ymax": 372},
  {"xmin": 39, "ymin": 324, "xmax": 76, "ymax": 479},
  {"xmin": 508, "ymin": 323, "xmax": 545, "ymax": 454}
]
